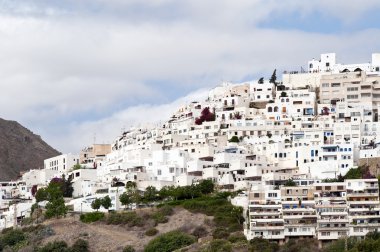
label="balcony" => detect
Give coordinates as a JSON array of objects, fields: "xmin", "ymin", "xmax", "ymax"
[
  {"xmin": 250, "ymin": 212, "xmax": 282, "ymax": 216},
  {"xmin": 349, "ymin": 201, "xmax": 379, "ymax": 206},
  {"xmin": 318, "ymin": 219, "xmax": 349, "ymax": 224},
  {"xmin": 347, "ymin": 192, "xmax": 379, "ymax": 197},
  {"xmin": 285, "ymin": 230, "xmax": 316, "ymax": 237},
  {"xmin": 251, "ymin": 225, "xmax": 285, "ymax": 231}
]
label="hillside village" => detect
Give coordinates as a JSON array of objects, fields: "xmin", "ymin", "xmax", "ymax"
[{"xmin": 2, "ymin": 53, "xmax": 380, "ymax": 247}]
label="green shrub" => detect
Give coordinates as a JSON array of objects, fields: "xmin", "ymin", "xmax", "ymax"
[
  {"xmin": 129, "ymin": 215, "xmax": 144, "ymax": 227},
  {"xmin": 36, "ymin": 241, "xmax": 69, "ymax": 252},
  {"xmin": 158, "ymin": 205, "xmax": 174, "ymax": 216},
  {"xmin": 228, "ymin": 233, "xmax": 246, "ymax": 243},
  {"xmin": 123, "ymin": 245, "xmax": 136, "ymax": 252},
  {"xmin": 202, "ymin": 239, "xmax": 232, "ymax": 252},
  {"xmin": 151, "ymin": 212, "xmax": 168, "ymax": 225},
  {"xmin": 192, "ymin": 226, "xmax": 208, "ymax": 238},
  {"xmin": 71, "ymin": 239, "xmax": 89, "ymax": 252},
  {"xmin": 106, "ymin": 212, "xmax": 144, "ymax": 226},
  {"xmin": 34, "ymin": 226, "xmax": 55, "ymax": 240},
  {"xmin": 80, "ymin": 212, "xmax": 105, "ymax": 223},
  {"xmin": 145, "ymin": 228, "xmax": 159, "ymax": 236},
  {"xmin": 1, "ymin": 229, "xmax": 26, "ymax": 247},
  {"xmin": 249, "ymin": 237, "xmax": 279, "ymax": 252},
  {"xmin": 227, "ymin": 223, "xmax": 243, "ymax": 232},
  {"xmin": 212, "ymin": 227, "xmax": 229, "ymax": 239},
  {"xmin": 21, "ymin": 224, "xmax": 45, "ymax": 233},
  {"xmin": 1, "ymin": 227, "xmax": 13, "ymax": 234},
  {"xmin": 144, "ymin": 231, "xmax": 196, "ymax": 252}
]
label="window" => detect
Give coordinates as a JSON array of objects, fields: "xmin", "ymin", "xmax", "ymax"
[
  {"xmin": 322, "ymin": 83, "xmax": 329, "ymax": 88},
  {"xmin": 347, "ymin": 95, "xmax": 359, "ymax": 99},
  {"xmin": 347, "ymin": 87, "xmax": 359, "ymax": 91}
]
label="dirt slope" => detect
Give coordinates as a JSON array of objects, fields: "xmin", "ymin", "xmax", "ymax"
[{"xmin": 42, "ymin": 208, "xmax": 213, "ymax": 252}]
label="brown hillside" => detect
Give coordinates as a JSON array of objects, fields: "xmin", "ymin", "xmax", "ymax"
[
  {"xmin": 41, "ymin": 208, "xmax": 212, "ymax": 252},
  {"xmin": 0, "ymin": 118, "xmax": 60, "ymax": 181}
]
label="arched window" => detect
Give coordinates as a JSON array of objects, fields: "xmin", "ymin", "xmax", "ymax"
[
  {"xmin": 309, "ymin": 63, "xmax": 313, "ymax": 69},
  {"xmin": 286, "ymin": 98, "xmax": 289, "ymax": 102},
  {"xmin": 274, "ymin": 106, "xmax": 279, "ymax": 112},
  {"xmin": 268, "ymin": 107, "xmax": 273, "ymax": 112}
]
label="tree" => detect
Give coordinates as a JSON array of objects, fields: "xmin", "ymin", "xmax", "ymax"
[
  {"xmin": 231, "ymin": 206, "xmax": 244, "ymax": 225},
  {"xmin": 258, "ymin": 77, "xmax": 264, "ymax": 84},
  {"xmin": 198, "ymin": 179, "xmax": 214, "ymax": 194},
  {"xmin": 101, "ymin": 195, "xmax": 112, "ymax": 210},
  {"xmin": 72, "ymin": 164, "xmax": 82, "ymax": 170},
  {"xmin": 280, "ymin": 91, "xmax": 287, "ymax": 97},
  {"xmin": 45, "ymin": 184, "xmax": 67, "ymax": 218},
  {"xmin": 195, "ymin": 107, "xmax": 215, "ymax": 125},
  {"xmin": 45, "ymin": 182, "xmax": 68, "ymax": 218},
  {"xmin": 131, "ymin": 191, "xmax": 142, "ymax": 208},
  {"xmin": 322, "ymin": 106, "xmax": 330, "ymax": 115},
  {"xmin": 144, "ymin": 186, "xmax": 158, "ymax": 204},
  {"xmin": 269, "ymin": 69, "xmax": 277, "ymax": 85},
  {"xmin": 188, "ymin": 184, "xmax": 201, "ymax": 199},
  {"xmin": 119, "ymin": 192, "xmax": 132, "ymax": 210},
  {"xmin": 284, "ymin": 179, "xmax": 297, "ymax": 187},
  {"xmin": 91, "ymin": 198, "xmax": 102, "ymax": 211},
  {"xmin": 35, "ymin": 188, "xmax": 48, "ymax": 202},
  {"xmin": 126, "ymin": 181, "xmax": 137, "ymax": 192},
  {"xmin": 233, "ymin": 112, "xmax": 242, "ymax": 120},
  {"xmin": 61, "ymin": 175, "xmax": 74, "ymax": 197},
  {"xmin": 344, "ymin": 168, "xmax": 362, "ymax": 179},
  {"xmin": 159, "ymin": 186, "xmax": 171, "ymax": 200},
  {"xmin": 229, "ymin": 136, "xmax": 239, "ymax": 143}
]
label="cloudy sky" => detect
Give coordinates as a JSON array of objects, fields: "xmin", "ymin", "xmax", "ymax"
[{"xmin": 1, "ymin": 0, "xmax": 380, "ymax": 153}]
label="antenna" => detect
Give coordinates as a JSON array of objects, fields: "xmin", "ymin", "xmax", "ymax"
[{"xmin": 93, "ymin": 133, "xmax": 96, "ymax": 144}]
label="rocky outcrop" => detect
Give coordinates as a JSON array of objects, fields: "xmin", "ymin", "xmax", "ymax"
[{"xmin": 0, "ymin": 118, "xmax": 60, "ymax": 181}]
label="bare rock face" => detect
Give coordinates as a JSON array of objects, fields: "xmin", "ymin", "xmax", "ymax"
[{"xmin": 0, "ymin": 118, "xmax": 60, "ymax": 181}]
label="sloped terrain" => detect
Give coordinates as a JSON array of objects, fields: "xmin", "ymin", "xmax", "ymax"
[
  {"xmin": 0, "ymin": 118, "xmax": 60, "ymax": 181},
  {"xmin": 41, "ymin": 207, "xmax": 212, "ymax": 252}
]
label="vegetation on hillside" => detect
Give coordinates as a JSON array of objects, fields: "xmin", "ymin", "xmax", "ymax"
[
  {"xmin": 144, "ymin": 230, "xmax": 196, "ymax": 252},
  {"xmin": 35, "ymin": 177, "xmax": 70, "ymax": 219}
]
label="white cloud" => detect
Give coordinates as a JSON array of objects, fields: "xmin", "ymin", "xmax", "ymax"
[
  {"xmin": 0, "ymin": 1, "xmax": 379, "ymax": 152},
  {"xmin": 48, "ymin": 88, "xmax": 209, "ymax": 153}
]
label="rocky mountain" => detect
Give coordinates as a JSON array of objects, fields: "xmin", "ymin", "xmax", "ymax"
[{"xmin": 0, "ymin": 118, "xmax": 60, "ymax": 181}]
